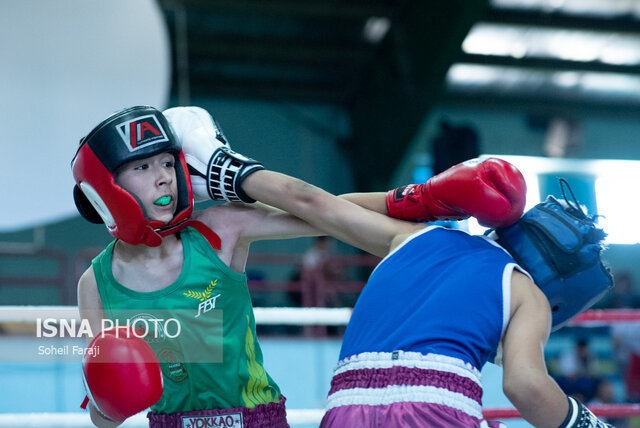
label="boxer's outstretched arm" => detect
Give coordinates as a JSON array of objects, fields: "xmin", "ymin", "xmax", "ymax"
[
  {"xmin": 339, "ymin": 192, "xmax": 388, "ymax": 215},
  {"xmin": 242, "ymin": 170, "xmax": 423, "ymax": 257},
  {"xmin": 338, "ymin": 157, "xmax": 527, "ymax": 229},
  {"xmin": 169, "ymin": 107, "xmax": 525, "ymax": 233}
]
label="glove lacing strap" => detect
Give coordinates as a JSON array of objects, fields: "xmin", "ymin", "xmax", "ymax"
[
  {"xmin": 559, "ymin": 396, "xmax": 612, "ymax": 428},
  {"xmin": 206, "ymin": 147, "xmax": 263, "ymax": 203},
  {"xmin": 559, "ymin": 178, "xmax": 588, "ymax": 220}
]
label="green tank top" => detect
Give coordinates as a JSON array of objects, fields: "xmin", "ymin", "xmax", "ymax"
[{"xmin": 92, "ymin": 227, "xmax": 281, "ymax": 414}]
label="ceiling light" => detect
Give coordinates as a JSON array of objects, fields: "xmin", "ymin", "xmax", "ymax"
[
  {"xmin": 491, "ymin": 0, "xmax": 640, "ymax": 18},
  {"xmin": 362, "ymin": 17, "xmax": 390, "ymax": 44},
  {"xmin": 463, "ymin": 23, "xmax": 640, "ymax": 66}
]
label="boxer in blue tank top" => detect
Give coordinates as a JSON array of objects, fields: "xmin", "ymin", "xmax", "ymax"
[
  {"xmin": 340, "ymin": 226, "xmax": 516, "ymax": 369},
  {"xmin": 245, "ymin": 167, "xmax": 612, "ymax": 428},
  {"xmin": 326, "ymin": 226, "xmax": 520, "ymax": 428}
]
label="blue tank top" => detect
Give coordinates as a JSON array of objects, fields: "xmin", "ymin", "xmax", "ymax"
[{"xmin": 340, "ymin": 226, "xmax": 520, "ymax": 370}]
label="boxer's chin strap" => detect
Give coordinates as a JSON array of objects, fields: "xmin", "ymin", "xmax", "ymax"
[{"xmin": 157, "ymin": 220, "xmax": 221, "ymax": 250}]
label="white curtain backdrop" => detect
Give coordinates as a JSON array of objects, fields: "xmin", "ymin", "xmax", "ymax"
[{"xmin": 0, "ymin": 0, "xmax": 171, "ymax": 231}]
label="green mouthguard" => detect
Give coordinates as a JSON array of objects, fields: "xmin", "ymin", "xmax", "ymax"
[{"xmin": 154, "ymin": 196, "xmax": 172, "ymax": 206}]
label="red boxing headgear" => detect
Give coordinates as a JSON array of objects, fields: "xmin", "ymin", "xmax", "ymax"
[{"xmin": 71, "ymin": 106, "xmax": 194, "ymax": 246}]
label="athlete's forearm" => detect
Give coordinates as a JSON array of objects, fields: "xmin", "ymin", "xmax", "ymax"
[
  {"xmin": 339, "ymin": 192, "xmax": 388, "ymax": 215},
  {"xmin": 242, "ymin": 170, "xmax": 419, "ymax": 257}
]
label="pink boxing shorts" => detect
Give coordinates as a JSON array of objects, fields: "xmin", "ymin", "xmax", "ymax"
[{"xmin": 320, "ymin": 351, "xmax": 507, "ymax": 428}]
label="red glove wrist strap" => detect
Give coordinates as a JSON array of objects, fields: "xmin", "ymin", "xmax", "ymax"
[{"xmin": 386, "ymin": 185, "xmax": 433, "ymax": 222}]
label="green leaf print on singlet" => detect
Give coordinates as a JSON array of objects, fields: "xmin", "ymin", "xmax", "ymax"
[{"xmin": 241, "ymin": 315, "xmax": 277, "ymax": 408}]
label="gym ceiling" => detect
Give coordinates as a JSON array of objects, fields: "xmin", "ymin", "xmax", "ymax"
[{"xmin": 156, "ymin": 0, "xmax": 640, "ymax": 189}]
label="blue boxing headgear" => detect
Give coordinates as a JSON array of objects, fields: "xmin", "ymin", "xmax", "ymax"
[{"xmin": 494, "ymin": 179, "xmax": 613, "ymax": 330}]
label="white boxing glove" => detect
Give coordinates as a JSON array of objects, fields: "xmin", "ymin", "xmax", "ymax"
[{"xmin": 163, "ymin": 106, "xmax": 263, "ymax": 203}]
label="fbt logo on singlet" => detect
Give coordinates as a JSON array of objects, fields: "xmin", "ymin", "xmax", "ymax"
[
  {"xmin": 181, "ymin": 413, "xmax": 243, "ymax": 428},
  {"xmin": 183, "ymin": 279, "xmax": 222, "ymax": 318},
  {"xmin": 115, "ymin": 114, "xmax": 170, "ymax": 151}
]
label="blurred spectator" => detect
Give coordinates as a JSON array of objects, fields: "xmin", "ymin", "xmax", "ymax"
[
  {"xmin": 616, "ymin": 271, "xmax": 640, "ymax": 308},
  {"xmin": 289, "ymin": 236, "xmax": 344, "ymax": 307},
  {"xmin": 431, "ymin": 120, "xmax": 480, "ymax": 175},
  {"xmin": 611, "ymin": 321, "xmax": 640, "ymax": 403},
  {"xmin": 302, "ymin": 236, "xmax": 344, "ymax": 282},
  {"xmin": 555, "ymin": 337, "xmax": 602, "ymax": 402},
  {"xmin": 591, "ymin": 378, "xmax": 616, "ymax": 404},
  {"xmin": 589, "ymin": 379, "xmax": 628, "ymax": 428},
  {"xmin": 598, "ymin": 271, "xmax": 640, "ymax": 309},
  {"xmin": 560, "ymin": 338, "xmax": 600, "ymax": 377}
]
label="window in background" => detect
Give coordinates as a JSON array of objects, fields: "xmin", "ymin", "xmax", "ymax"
[
  {"xmin": 456, "ymin": 155, "xmax": 639, "ymax": 244},
  {"xmin": 596, "ymin": 175, "xmax": 640, "ymax": 244}
]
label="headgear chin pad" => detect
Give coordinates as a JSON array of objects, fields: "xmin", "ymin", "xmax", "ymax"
[
  {"xmin": 71, "ymin": 106, "xmax": 194, "ymax": 246},
  {"xmin": 494, "ymin": 180, "xmax": 613, "ymax": 331}
]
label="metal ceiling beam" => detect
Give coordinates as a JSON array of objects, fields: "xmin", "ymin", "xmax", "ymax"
[
  {"xmin": 187, "ymin": 36, "xmax": 373, "ymax": 66},
  {"xmin": 485, "ymin": 8, "xmax": 640, "ymax": 34},
  {"xmin": 460, "ymin": 53, "xmax": 640, "ymax": 75},
  {"xmin": 160, "ymin": 0, "xmax": 396, "ymax": 19},
  {"xmin": 186, "ymin": 77, "xmax": 349, "ymax": 104},
  {"xmin": 442, "ymin": 93, "xmax": 640, "ymax": 120}
]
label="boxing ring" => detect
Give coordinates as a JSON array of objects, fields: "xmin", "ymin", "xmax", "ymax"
[{"xmin": 0, "ymin": 306, "xmax": 639, "ymax": 427}]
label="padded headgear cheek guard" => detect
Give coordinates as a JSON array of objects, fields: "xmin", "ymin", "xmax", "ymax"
[
  {"xmin": 494, "ymin": 179, "xmax": 613, "ymax": 331},
  {"xmin": 71, "ymin": 106, "xmax": 194, "ymax": 247}
]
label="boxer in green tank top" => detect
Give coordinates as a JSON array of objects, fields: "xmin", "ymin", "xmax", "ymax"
[
  {"xmin": 74, "ymin": 106, "xmax": 417, "ymax": 428},
  {"xmin": 92, "ymin": 227, "xmax": 280, "ymax": 413}
]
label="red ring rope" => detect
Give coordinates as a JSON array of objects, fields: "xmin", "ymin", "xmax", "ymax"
[{"xmin": 570, "ymin": 309, "xmax": 640, "ymax": 324}]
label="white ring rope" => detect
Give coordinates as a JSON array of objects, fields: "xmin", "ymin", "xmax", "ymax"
[
  {"xmin": 0, "ymin": 410, "xmax": 325, "ymax": 427},
  {"xmin": 1, "ymin": 306, "xmax": 639, "ymax": 325},
  {"xmin": 0, "ymin": 306, "xmax": 353, "ymax": 325}
]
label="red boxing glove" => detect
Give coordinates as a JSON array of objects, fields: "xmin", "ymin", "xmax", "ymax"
[
  {"xmin": 81, "ymin": 327, "xmax": 164, "ymax": 422},
  {"xmin": 386, "ymin": 157, "xmax": 526, "ymax": 228}
]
